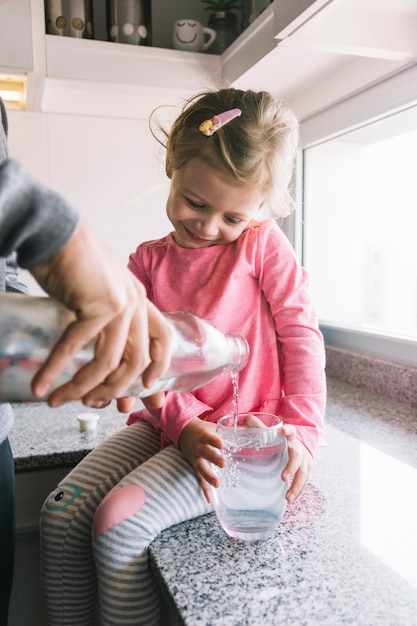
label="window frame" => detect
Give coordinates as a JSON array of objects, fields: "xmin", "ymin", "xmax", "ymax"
[{"xmin": 297, "ymin": 63, "xmax": 417, "ymax": 368}]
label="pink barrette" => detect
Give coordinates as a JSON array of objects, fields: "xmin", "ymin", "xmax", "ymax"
[{"xmin": 199, "ymin": 108, "xmax": 242, "ymax": 136}]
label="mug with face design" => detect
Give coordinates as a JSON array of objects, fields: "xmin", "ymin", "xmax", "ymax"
[{"xmin": 172, "ymin": 19, "xmax": 216, "ymax": 52}]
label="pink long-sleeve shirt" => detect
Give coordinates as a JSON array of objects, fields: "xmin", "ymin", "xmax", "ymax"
[{"xmin": 127, "ymin": 218, "xmax": 326, "ymax": 457}]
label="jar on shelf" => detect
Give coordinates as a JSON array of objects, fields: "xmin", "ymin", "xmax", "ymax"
[
  {"xmin": 107, "ymin": 0, "xmax": 151, "ymax": 45},
  {"xmin": 45, "ymin": 0, "xmax": 94, "ymax": 39}
]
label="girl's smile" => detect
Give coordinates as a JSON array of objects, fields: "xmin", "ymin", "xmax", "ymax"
[
  {"xmin": 182, "ymin": 224, "xmax": 217, "ymax": 245},
  {"xmin": 166, "ymin": 156, "xmax": 264, "ymax": 249}
]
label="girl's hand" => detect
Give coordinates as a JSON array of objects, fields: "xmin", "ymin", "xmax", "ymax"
[
  {"xmin": 280, "ymin": 424, "xmax": 314, "ymax": 503},
  {"xmin": 178, "ymin": 418, "xmax": 225, "ymax": 503}
]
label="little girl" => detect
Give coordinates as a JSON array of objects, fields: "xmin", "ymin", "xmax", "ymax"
[{"xmin": 41, "ymin": 88, "xmax": 326, "ymax": 626}]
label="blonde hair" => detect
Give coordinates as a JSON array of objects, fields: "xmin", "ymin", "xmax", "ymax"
[{"xmin": 151, "ymin": 88, "xmax": 299, "ymax": 218}]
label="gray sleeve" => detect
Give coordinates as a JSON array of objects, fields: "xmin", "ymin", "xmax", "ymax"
[
  {"xmin": 0, "ymin": 97, "xmax": 9, "ymax": 162},
  {"xmin": 0, "ymin": 159, "xmax": 79, "ymax": 269},
  {"xmin": 5, "ymin": 253, "xmax": 28, "ymax": 294}
]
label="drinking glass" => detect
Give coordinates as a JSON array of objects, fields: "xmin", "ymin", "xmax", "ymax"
[{"xmin": 211, "ymin": 413, "xmax": 288, "ymax": 541}]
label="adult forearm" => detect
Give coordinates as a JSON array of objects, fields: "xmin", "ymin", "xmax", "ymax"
[{"xmin": 0, "ymin": 159, "xmax": 78, "ymax": 268}]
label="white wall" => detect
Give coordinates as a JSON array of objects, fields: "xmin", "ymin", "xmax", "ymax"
[{"xmin": 7, "ymin": 108, "xmax": 172, "ymax": 295}]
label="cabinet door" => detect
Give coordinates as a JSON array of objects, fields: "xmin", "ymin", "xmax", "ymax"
[
  {"xmin": 274, "ymin": 0, "xmax": 331, "ymax": 38},
  {"xmin": 0, "ymin": 0, "xmax": 33, "ymax": 72}
]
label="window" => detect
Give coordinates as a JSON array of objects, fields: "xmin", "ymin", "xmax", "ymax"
[{"xmin": 299, "ymin": 65, "xmax": 417, "ymax": 366}]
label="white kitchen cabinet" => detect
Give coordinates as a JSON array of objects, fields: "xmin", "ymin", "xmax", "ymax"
[
  {"xmin": 41, "ymin": 34, "xmax": 222, "ymax": 118},
  {"xmin": 38, "ymin": 0, "xmax": 225, "ymax": 116},
  {"xmin": 273, "ymin": 0, "xmax": 328, "ymax": 38},
  {"xmin": 230, "ymin": 0, "xmax": 417, "ymax": 120},
  {"xmin": 9, "ymin": 467, "xmax": 72, "ymax": 626},
  {"xmin": 1, "ymin": 0, "xmax": 277, "ymax": 117},
  {"xmin": 4, "ymin": 0, "xmax": 417, "ymax": 121},
  {"xmin": 38, "ymin": 3, "xmax": 279, "ymax": 119},
  {"xmin": 221, "ymin": 2, "xmax": 276, "ymax": 85},
  {"xmin": 273, "ymin": 0, "xmax": 417, "ymax": 59},
  {"xmin": 0, "ymin": 0, "xmax": 33, "ymax": 73}
]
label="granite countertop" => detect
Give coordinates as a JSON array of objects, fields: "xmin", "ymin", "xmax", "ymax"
[
  {"xmin": 9, "ymin": 398, "xmax": 132, "ymax": 471},
  {"xmin": 148, "ymin": 377, "xmax": 417, "ymax": 626},
  {"xmin": 9, "ymin": 377, "xmax": 417, "ymax": 625}
]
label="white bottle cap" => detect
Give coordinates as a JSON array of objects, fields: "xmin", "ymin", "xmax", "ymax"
[{"xmin": 77, "ymin": 413, "xmax": 99, "ymax": 432}]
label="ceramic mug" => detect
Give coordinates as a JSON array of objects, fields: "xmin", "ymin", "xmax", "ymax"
[{"xmin": 172, "ymin": 19, "xmax": 216, "ymax": 52}]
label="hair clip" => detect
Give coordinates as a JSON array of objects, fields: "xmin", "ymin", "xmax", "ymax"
[{"xmin": 199, "ymin": 108, "xmax": 242, "ymax": 136}]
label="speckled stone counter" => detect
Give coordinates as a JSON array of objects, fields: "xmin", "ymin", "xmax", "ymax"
[
  {"xmin": 9, "ymin": 378, "xmax": 417, "ymax": 625},
  {"xmin": 149, "ymin": 378, "xmax": 417, "ymax": 626},
  {"xmin": 9, "ymin": 399, "xmax": 132, "ymax": 471}
]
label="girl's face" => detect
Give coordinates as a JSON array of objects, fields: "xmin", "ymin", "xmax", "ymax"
[{"xmin": 166, "ymin": 156, "xmax": 264, "ymax": 249}]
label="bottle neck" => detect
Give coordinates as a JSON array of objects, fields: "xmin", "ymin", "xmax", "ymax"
[{"xmin": 225, "ymin": 335, "xmax": 250, "ymax": 372}]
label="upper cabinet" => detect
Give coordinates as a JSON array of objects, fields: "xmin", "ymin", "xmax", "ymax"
[
  {"xmin": 273, "ymin": 0, "xmax": 327, "ymax": 37},
  {"xmin": 1, "ymin": 0, "xmax": 416, "ymax": 121},
  {"xmin": 27, "ymin": 0, "xmax": 277, "ymax": 119},
  {"xmin": 0, "ymin": 0, "xmax": 33, "ymax": 72},
  {"xmin": 229, "ymin": 0, "xmax": 417, "ymax": 120},
  {"xmin": 273, "ymin": 0, "xmax": 417, "ymax": 59},
  {"xmin": 41, "ymin": 36, "xmax": 222, "ymax": 118}
]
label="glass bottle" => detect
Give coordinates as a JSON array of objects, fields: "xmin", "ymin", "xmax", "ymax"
[{"xmin": 0, "ymin": 293, "xmax": 249, "ymax": 402}]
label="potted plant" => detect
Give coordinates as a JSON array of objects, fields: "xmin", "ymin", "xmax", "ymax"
[
  {"xmin": 201, "ymin": 0, "xmax": 242, "ymax": 11},
  {"xmin": 201, "ymin": 0, "xmax": 242, "ymax": 53}
]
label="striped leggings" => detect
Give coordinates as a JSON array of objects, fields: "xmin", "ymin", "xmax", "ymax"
[{"xmin": 40, "ymin": 421, "xmax": 212, "ymax": 626}]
